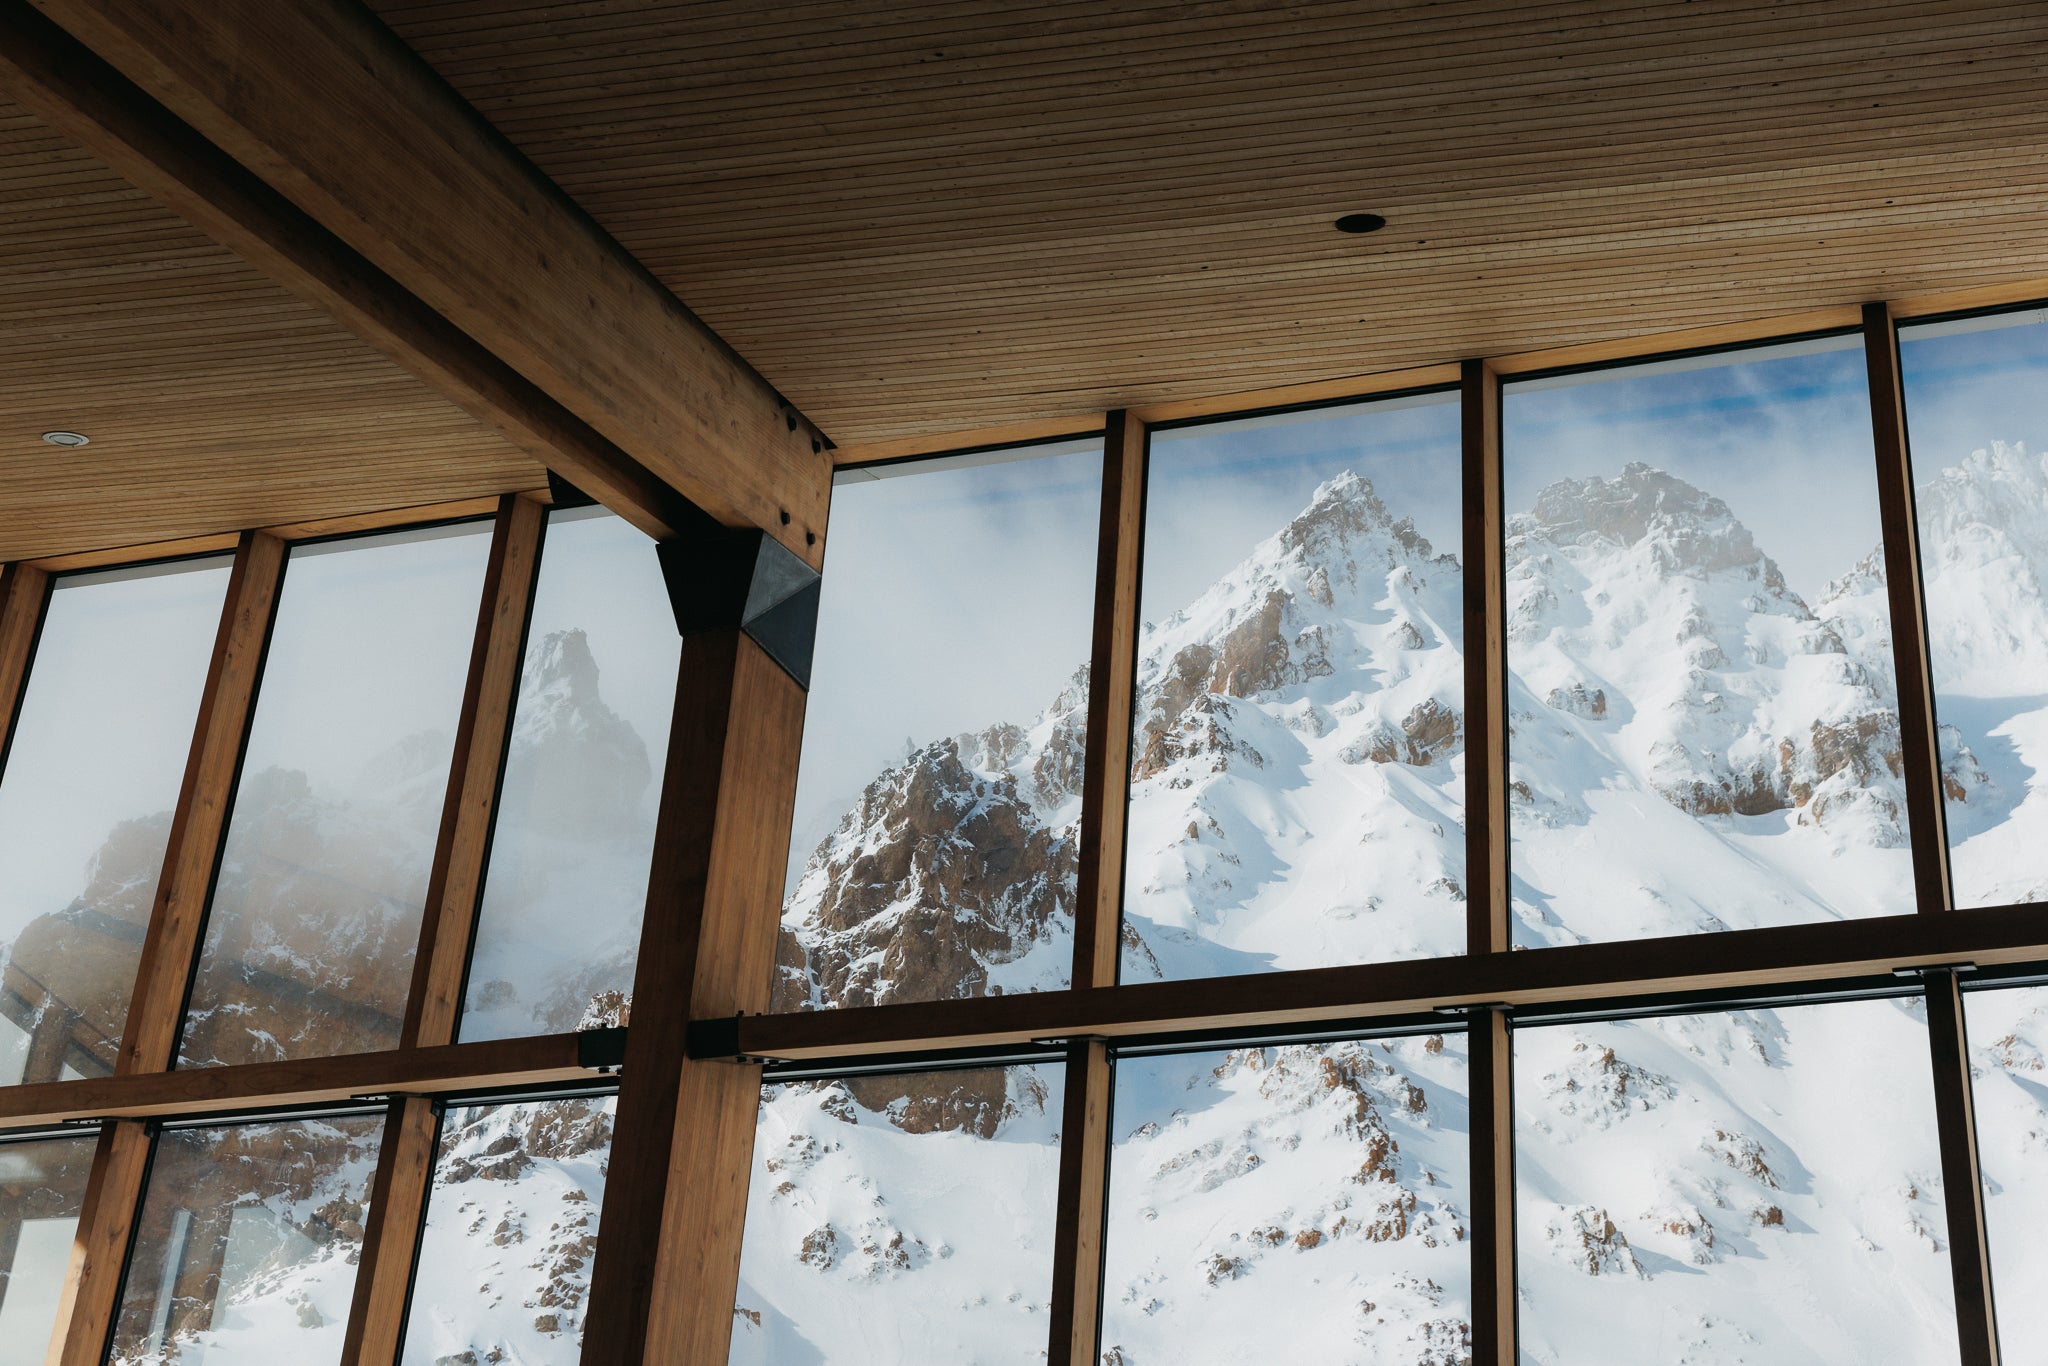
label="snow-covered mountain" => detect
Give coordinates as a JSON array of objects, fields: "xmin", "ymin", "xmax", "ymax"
[{"xmin": 754, "ymin": 443, "xmax": 2048, "ymax": 1363}]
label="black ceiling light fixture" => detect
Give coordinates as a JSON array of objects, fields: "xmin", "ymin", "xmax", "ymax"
[{"xmin": 1334, "ymin": 212, "xmax": 1387, "ymax": 234}]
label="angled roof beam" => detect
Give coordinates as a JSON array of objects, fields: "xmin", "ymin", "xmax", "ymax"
[{"xmin": 9, "ymin": 0, "xmax": 832, "ymax": 562}]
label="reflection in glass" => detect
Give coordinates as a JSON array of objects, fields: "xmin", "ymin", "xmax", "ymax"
[
  {"xmin": 1503, "ymin": 338, "xmax": 1910, "ymax": 946},
  {"xmin": 401, "ymin": 1094, "xmax": 616, "ymax": 1364},
  {"xmin": 1515, "ymin": 999, "xmax": 1956, "ymax": 1363},
  {"xmin": 1899, "ymin": 310, "xmax": 2048, "ymax": 906},
  {"xmin": 1122, "ymin": 395, "xmax": 1464, "ymax": 982},
  {"xmin": 461, "ymin": 510, "xmax": 679, "ymax": 1040},
  {"xmin": 729, "ymin": 1064, "xmax": 1062, "ymax": 1363},
  {"xmin": 777, "ymin": 443, "xmax": 1102, "ymax": 1011},
  {"xmin": 1962, "ymin": 984, "xmax": 2048, "ymax": 1362},
  {"xmin": 109, "ymin": 1114, "xmax": 386, "ymax": 1366},
  {"xmin": 1099, "ymin": 1036, "xmax": 1471, "ymax": 1363},
  {"xmin": 180, "ymin": 524, "xmax": 492, "ymax": 1068},
  {"xmin": 0, "ymin": 1134, "xmax": 96, "ymax": 1366},
  {"xmin": 0, "ymin": 560, "xmax": 229, "ymax": 1083}
]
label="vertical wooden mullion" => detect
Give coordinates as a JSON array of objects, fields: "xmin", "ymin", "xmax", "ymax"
[
  {"xmin": 1467, "ymin": 1008, "xmax": 1517, "ymax": 1366},
  {"xmin": 403, "ymin": 493, "xmax": 548, "ymax": 1048},
  {"xmin": 1047, "ymin": 1038, "xmax": 1114, "ymax": 1366},
  {"xmin": 1050, "ymin": 410, "xmax": 1143, "ymax": 1366},
  {"xmin": 49, "ymin": 1120, "xmax": 153, "ymax": 1366},
  {"xmin": 579, "ymin": 627, "xmax": 805, "ymax": 1366},
  {"xmin": 1462, "ymin": 357, "xmax": 1517, "ymax": 1365},
  {"xmin": 1462, "ymin": 359, "xmax": 1508, "ymax": 957},
  {"xmin": 1072, "ymin": 410, "xmax": 1148, "ymax": 989},
  {"xmin": 1923, "ymin": 971, "xmax": 2000, "ymax": 1365},
  {"xmin": 1862, "ymin": 302, "xmax": 1953, "ymax": 914},
  {"xmin": 0, "ymin": 562, "xmax": 53, "ymax": 778},
  {"xmin": 118, "ymin": 529, "xmax": 288, "ymax": 1076},
  {"xmin": 340, "ymin": 1096, "xmax": 442, "ymax": 1366}
]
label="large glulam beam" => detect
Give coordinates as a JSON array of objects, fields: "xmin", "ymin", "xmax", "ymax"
[{"xmin": 6, "ymin": 0, "xmax": 831, "ymax": 563}]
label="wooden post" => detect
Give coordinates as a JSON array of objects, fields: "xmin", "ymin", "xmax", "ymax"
[
  {"xmin": 47, "ymin": 1121, "xmax": 152, "ymax": 1366},
  {"xmin": 1462, "ymin": 356, "xmax": 1518, "ymax": 1364},
  {"xmin": 1466, "ymin": 1008, "xmax": 1517, "ymax": 1366},
  {"xmin": 117, "ymin": 530, "xmax": 287, "ymax": 1076},
  {"xmin": 579, "ymin": 628, "xmax": 805, "ymax": 1366},
  {"xmin": 1863, "ymin": 303, "xmax": 1953, "ymax": 914},
  {"xmin": 403, "ymin": 494, "xmax": 547, "ymax": 1048},
  {"xmin": 1048, "ymin": 411, "xmax": 1142, "ymax": 1365},
  {"xmin": 1047, "ymin": 1038, "xmax": 1115, "ymax": 1366},
  {"xmin": 1462, "ymin": 359, "xmax": 1508, "ymax": 957},
  {"xmin": 340, "ymin": 1096, "xmax": 442, "ymax": 1366},
  {"xmin": 0, "ymin": 562, "xmax": 51, "ymax": 776},
  {"xmin": 1072, "ymin": 411, "xmax": 1147, "ymax": 990},
  {"xmin": 1923, "ymin": 970, "xmax": 2001, "ymax": 1365}
]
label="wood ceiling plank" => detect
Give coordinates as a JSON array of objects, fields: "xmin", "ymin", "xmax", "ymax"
[
  {"xmin": 25, "ymin": 0, "xmax": 834, "ymax": 564},
  {"xmin": 365, "ymin": 0, "xmax": 2048, "ymax": 447}
]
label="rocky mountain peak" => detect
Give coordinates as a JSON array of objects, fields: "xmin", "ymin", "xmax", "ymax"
[
  {"xmin": 525, "ymin": 627, "xmax": 602, "ymax": 706},
  {"xmin": 1515, "ymin": 462, "xmax": 1788, "ymax": 591},
  {"xmin": 1276, "ymin": 469, "xmax": 1437, "ymax": 567}
]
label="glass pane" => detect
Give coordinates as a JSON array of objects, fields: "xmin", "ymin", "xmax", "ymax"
[
  {"xmin": 778, "ymin": 442, "xmax": 1102, "ymax": 1011},
  {"xmin": 180, "ymin": 524, "xmax": 492, "ymax": 1068},
  {"xmin": 401, "ymin": 1093, "xmax": 616, "ymax": 1363},
  {"xmin": 0, "ymin": 1134, "xmax": 96, "ymax": 1366},
  {"xmin": 1123, "ymin": 395, "xmax": 1464, "ymax": 982},
  {"xmin": 1515, "ymin": 998, "xmax": 1957, "ymax": 1363},
  {"xmin": 462, "ymin": 509, "xmax": 679, "ymax": 1039},
  {"xmin": 1899, "ymin": 308, "xmax": 2048, "ymax": 907},
  {"xmin": 730, "ymin": 1063, "xmax": 1063, "ymax": 1363},
  {"xmin": 1503, "ymin": 337, "xmax": 1910, "ymax": 946},
  {"xmin": 1100, "ymin": 1036, "xmax": 1472, "ymax": 1363},
  {"xmin": 109, "ymin": 1114, "xmax": 386, "ymax": 1366},
  {"xmin": 1962, "ymin": 983, "xmax": 2048, "ymax": 1362},
  {"xmin": 0, "ymin": 560, "xmax": 229, "ymax": 1082}
]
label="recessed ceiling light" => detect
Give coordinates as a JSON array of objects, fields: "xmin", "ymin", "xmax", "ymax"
[
  {"xmin": 41, "ymin": 430, "xmax": 90, "ymax": 447},
  {"xmin": 1334, "ymin": 213, "xmax": 1387, "ymax": 234}
]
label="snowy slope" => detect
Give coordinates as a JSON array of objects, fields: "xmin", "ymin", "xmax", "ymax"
[{"xmin": 401, "ymin": 1097, "xmax": 617, "ymax": 1366}]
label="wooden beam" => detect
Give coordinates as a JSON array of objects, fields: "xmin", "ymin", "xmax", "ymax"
[
  {"xmin": 0, "ymin": 562, "xmax": 50, "ymax": 780},
  {"xmin": 1467, "ymin": 1009, "xmax": 1517, "ymax": 1366},
  {"xmin": 0, "ymin": 1032, "xmax": 594, "ymax": 1129},
  {"xmin": 1863, "ymin": 302, "xmax": 1953, "ymax": 914},
  {"xmin": 0, "ymin": 1, "xmax": 691, "ymax": 546},
  {"xmin": 724, "ymin": 901, "xmax": 2048, "ymax": 1062},
  {"xmin": 1072, "ymin": 412, "xmax": 1147, "ymax": 991},
  {"xmin": 1462, "ymin": 358, "xmax": 1509, "ymax": 956},
  {"xmin": 16, "ymin": 0, "xmax": 833, "ymax": 564},
  {"xmin": 1045, "ymin": 1039, "xmax": 1114, "ymax": 1366},
  {"xmin": 581, "ymin": 630, "xmax": 805, "ymax": 1366},
  {"xmin": 117, "ymin": 529, "xmax": 286, "ymax": 1077},
  {"xmin": 340, "ymin": 1096, "xmax": 441, "ymax": 1366},
  {"xmin": 1923, "ymin": 971, "xmax": 2001, "ymax": 1366},
  {"xmin": 404, "ymin": 494, "xmax": 547, "ymax": 1048},
  {"xmin": 48, "ymin": 1120, "xmax": 150, "ymax": 1366}
]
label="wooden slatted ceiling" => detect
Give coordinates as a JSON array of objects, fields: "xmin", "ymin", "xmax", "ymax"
[
  {"xmin": 0, "ymin": 94, "xmax": 540, "ymax": 563},
  {"xmin": 368, "ymin": 0, "xmax": 2048, "ymax": 446}
]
